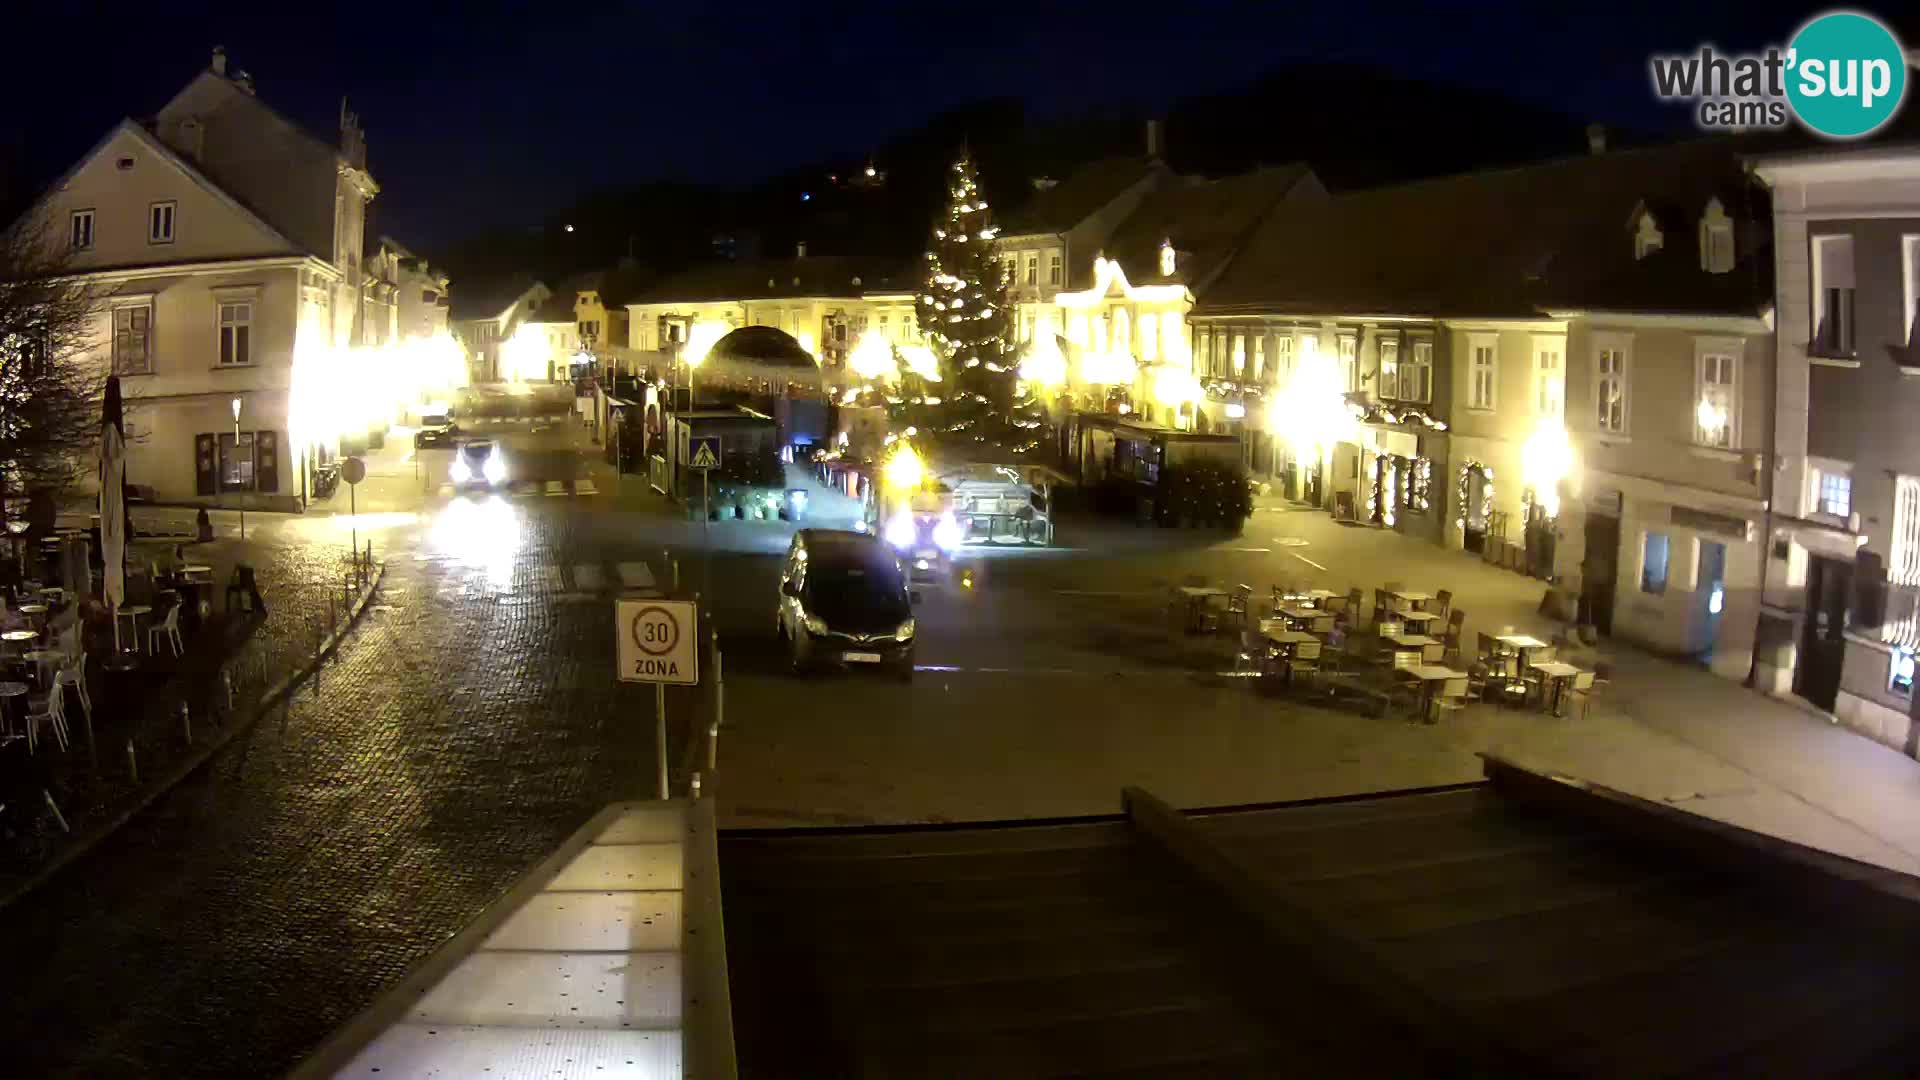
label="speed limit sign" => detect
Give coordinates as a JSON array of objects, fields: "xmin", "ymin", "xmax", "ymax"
[{"xmin": 616, "ymin": 598, "xmax": 698, "ymax": 685}]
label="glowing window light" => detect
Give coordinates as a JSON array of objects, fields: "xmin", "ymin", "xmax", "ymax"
[
  {"xmin": 883, "ymin": 444, "xmax": 924, "ymax": 492},
  {"xmin": 1150, "ymin": 363, "xmax": 1201, "ymax": 411},
  {"xmin": 1265, "ymin": 333, "xmax": 1354, "ymax": 459},
  {"xmin": 898, "ymin": 343, "xmax": 942, "ymax": 382},
  {"xmin": 1082, "ymin": 349, "xmax": 1138, "ymax": 387},
  {"xmin": 682, "ymin": 320, "xmax": 730, "ymax": 369}
]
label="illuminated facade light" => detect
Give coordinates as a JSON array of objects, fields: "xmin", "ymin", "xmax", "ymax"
[{"xmin": 1520, "ymin": 418, "xmax": 1577, "ymax": 520}]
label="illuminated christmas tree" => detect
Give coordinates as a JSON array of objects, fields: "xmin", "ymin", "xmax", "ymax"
[{"xmin": 918, "ymin": 150, "xmax": 1015, "ymax": 442}]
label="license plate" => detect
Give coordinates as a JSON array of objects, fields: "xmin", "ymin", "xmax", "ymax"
[{"xmin": 844, "ymin": 651, "xmax": 882, "ymax": 663}]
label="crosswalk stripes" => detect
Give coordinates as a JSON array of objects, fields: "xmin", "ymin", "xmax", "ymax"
[
  {"xmin": 430, "ymin": 479, "xmax": 600, "ymax": 498},
  {"xmin": 615, "ymin": 562, "xmax": 655, "ymax": 589}
]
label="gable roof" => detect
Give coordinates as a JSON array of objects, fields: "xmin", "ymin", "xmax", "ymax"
[
  {"xmin": 1097, "ymin": 163, "xmax": 1315, "ymax": 296},
  {"xmin": 997, "ymin": 156, "xmax": 1164, "ymax": 236},
  {"xmin": 8, "ymin": 118, "xmax": 299, "ymax": 258},
  {"xmin": 628, "ymin": 255, "xmax": 912, "ymax": 305},
  {"xmin": 449, "ymin": 275, "xmax": 545, "ymax": 322},
  {"xmin": 158, "ymin": 69, "xmax": 351, "ymax": 171},
  {"xmin": 1199, "ymin": 139, "xmax": 1769, "ymax": 320}
]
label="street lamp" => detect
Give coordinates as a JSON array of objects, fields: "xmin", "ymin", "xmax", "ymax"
[{"xmin": 231, "ymin": 397, "xmax": 245, "ymax": 542}]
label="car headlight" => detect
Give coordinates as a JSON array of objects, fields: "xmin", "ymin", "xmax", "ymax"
[
  {"xmin": 932, "ymin": 512, "xmax": 962, "ymax": 552},
  {"xmin": 450, "ymin": 458, "xmax": 471, "ymax": 483},
  {"xmin": 894, "ymin": 618, "xmax": 915, "ymax": 641},
  {"xmin": 483, "ymin": 453, "xmax": 507, "ymax": 484},
  {"xmin": 803, "ymin": 613, "xmax": 828, "ymax": 635},
  {"xmin": 883, "ymin": 511, "xmax": 915, "ymax": 550}
]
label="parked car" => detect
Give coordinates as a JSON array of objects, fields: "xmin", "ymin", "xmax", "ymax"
[
  {"xmin": 450, "ymin": 440, "xmax": 508, "ymax": 491},
  {"xmin": 414, "ymin": 421, "xmax": 459, "ymax": 449},
  {"xmin": 776, "ymin": 529, "xmax": 919, "ymax": 679}
]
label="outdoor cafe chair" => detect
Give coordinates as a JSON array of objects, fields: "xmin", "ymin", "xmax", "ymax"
[
  {"xmin": 1433, "ymin": 589, "xmax": 1453, "ymax": 620},
  {"xmin": 147, "ymin": 603, "xmax": 185, "ymax": 658},
  {"xmin": 25, "ymin": 679, "xmax": 68, "ymax": 754},
  {"xmin": 1337, "ymin": 587, "xmax": 1363, "ymax": 626},
  {"xmin": 1372, "ymin": 588, "xmax": 1390, "ymax": 625},
  {"xmin": 1225, "ymin": 585, "xmax": 1252, "ymax": 628},
  {"xmin": 56, "ymin": 652, "xmax": 90, "ymax": 725},
  {"xmin": 1233, "ymin": 630, "xmax": 1271, "ymax": 676},
  {"xmin": 1284, "ymin": 640, "xmax": 1323, "ymax": 688},
  {"xmin": 1567, "ymin": 669, "xmax": 1598, "ymax": 719}
]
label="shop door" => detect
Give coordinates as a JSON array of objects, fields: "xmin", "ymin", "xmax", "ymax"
[
  {"xmin": 1796, "ymin": 555, "xmax": 1851, "ymax": 711},
  {"xmin": 1463, "ymin": 466, "xmax": 1489, "ymax": 554},
  {"xmin": 1581, "ymin": 512, "xmax": 1620, "ymax": 634},
  {"xmin": 1698, "ymin": 540, "xmax": 1727, "ymax": 661}
]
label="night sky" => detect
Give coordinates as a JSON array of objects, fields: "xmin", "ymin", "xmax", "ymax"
[{"xmin": 0, "ymin": 1, "xmax": 1871, "ymax": 250}]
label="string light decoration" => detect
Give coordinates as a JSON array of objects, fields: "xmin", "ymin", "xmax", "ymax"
[
  {"xmin": 918, "ymin": 151, "xmax": 1027, "ymax": 444},
  {"xmin": 1382, "ymin": 458, "xmax": 1399, "ymax": 528},
  {"xmin": 1454, "ymin": 461, "xmax": 1493, "ymax": 533},
  {"xmin": 1410, "ymin": 457, "xmax": 1432, "ymax": 512}
]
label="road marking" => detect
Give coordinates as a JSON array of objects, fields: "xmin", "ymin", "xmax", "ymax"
[
  {"xmin": 1221, "ymin": 547, "xmax": 1271, "ymax": 553},
  {"xmin": 1273, "ymin": 537, "xmax": 1310, "ymax": 547},
  {"xmin": 914, "ymin": 664, "xmax": 1114, "ymax": 675},
  {"xmin": 1290, "ymin": 552, "xmax": 1329, "ymax": 572},
  {"xmin": 1052, "ymin": 589, "xmax": 1138, "ymax": 597}
]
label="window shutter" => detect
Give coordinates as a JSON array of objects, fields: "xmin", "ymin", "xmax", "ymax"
[
  {"xmin": 195, "ymin": 434, "xmax": 218, "ymax": 496},
  {"xmin": 256, "ymin": 431, "xmax": 280, "ymax": 492}
]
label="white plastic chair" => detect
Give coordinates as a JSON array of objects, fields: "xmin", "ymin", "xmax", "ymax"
[
  {"xmin": 56, "ymin": 651, "xmax": 90, "ymax": 725},
  {"xmin": 148, "ymin": 604, "xmax": 184, "ymax": 658},
  {"xmin": 26, "ymin": 680, "xmax": 68, "ymax": 754}
]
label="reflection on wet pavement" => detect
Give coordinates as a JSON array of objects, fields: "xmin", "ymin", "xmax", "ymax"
[{"xmin": 428, "ymin": 495, "xmax": 523, "ymax": 593}]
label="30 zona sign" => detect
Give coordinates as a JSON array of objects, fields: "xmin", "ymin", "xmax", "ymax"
[{"xmin": 616, "ymin": 598, "xmax": 699, "ymax": 685}]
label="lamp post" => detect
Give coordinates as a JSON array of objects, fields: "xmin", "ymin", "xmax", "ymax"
[{"xmin": 231, "ymin": 397, "xmax": 245, "ymax": 542}]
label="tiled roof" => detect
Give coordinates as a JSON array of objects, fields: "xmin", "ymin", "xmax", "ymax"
[
  {"xmin": 627, "ymin": 255, "xmax": 912, "ymax": 305},
  {"xmin": 1199, "ymin": 139, "xmax": 1770, "ymax": 319},
  {"xmin": 1098, "ymin": 164, "xmax": 1314, "ymax": 297},
  {"xmin": 997, "ymin": 156, "xmax": 1162, "ymax": 236}
]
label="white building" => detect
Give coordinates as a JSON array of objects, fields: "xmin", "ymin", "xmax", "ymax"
[{"xmin": 11, "ymin": 47, "xmax": 376, "ymax": 508}]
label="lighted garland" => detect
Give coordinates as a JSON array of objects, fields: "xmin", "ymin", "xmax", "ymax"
[
  {"xmin": 1383, "ymin": 459, "xmax": 1398, "ymax": 528},
  {"xmin": 1410, "ymin": 457, "xmax": 1432, "ymax": 512}
]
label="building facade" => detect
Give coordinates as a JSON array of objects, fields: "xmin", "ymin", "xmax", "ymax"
[
  {"xmin": 1753, "ymin": 146, "xmax": 1920, "ymax": 752},
  {"xmin": 13, "ymin": 47, "xmax": 375, "ymax": 508},
  {"xmin": 452, "ymin": 278, "xmax": 550, "ymax": 384}
]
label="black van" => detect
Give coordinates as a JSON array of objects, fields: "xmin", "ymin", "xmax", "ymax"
[{"xmin": 776, "ymin": 529, "xmax": 919, "ymax": 679}]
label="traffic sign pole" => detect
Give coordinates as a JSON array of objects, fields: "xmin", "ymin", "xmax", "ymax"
[{"xmin": 655, "ymin": 683, "xmax": 668, "ymax": 799}]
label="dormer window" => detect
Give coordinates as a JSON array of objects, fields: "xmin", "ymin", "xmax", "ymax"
[
  {"xmin": 1699, "ymin": 198, "xmax": 1734, "ymax": 274},
  {"xmin": 1633, "ymin": 210, "xmax": 1663, "ymax": 260},
  {"xmin": 1159, "ymin": 239, "xmax": 1176, "ymax": 277}
]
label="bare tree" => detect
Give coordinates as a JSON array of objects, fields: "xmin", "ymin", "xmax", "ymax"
[{"xmin": 0, "ymin": 221, "xmax": 107, "ymax": 531}]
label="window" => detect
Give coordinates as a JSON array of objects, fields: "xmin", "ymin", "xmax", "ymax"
[
  {"xmin": 1273, "ymin": 334, "xmax": 1295, "ymax": 386},
  {"xmin": 1139, "ymin": 313, "xmax": 1159, "ymax": 360},
  {"xmin": 218, "ymin": 301, "xmax": 252, "ymax": 366},
  {"xmin": 70, "ymin": 209, "xmax": 95, "ymax": 250},
  {"xmin": 1812, "ymin": 234, "xmax": 1855, "ymax": 357},
  {"xmin": 423, "ymin": 289, "xmax": 439, "ymax": 304},
  {"xmin": 1695, "ymin": 346, "xmax": 1739, "ymax": 448},
  {"xmin": 218, "ymin": 432, "xmax": 255, "ymax": 491},
  {"xmin": 1633, "ymin": 212, "xmax": 1663, "ymax": 259},
  {"xmin": 1403, "ymin": 340, "xmax": 1432, "ymax": 403},
  {"xmin": 1699, "ymin": 199, "xmax": 1733, "ymax": 273},
  {"xmin": 1893, "ymin": 650, "xmax": 1917, "ymax": 696},
  {"xmin": 1904, "ymin": 235, "xmax": 1920, "ymax": 348},
  {"xmin": 1533, "ymin": 337, "xmax": 1564, "ymax": 419},
  {"xmin": 1818, "ymin": 470, "xmax": 1852, "ymax": 518},
  {"xmin": 1468, "ymin": 335, "xmax": 1496, "ymax": 410},
  {"xmin": 1337, "ymin": 333, "xmax": 1357, "ymax": 393},
  {"xmin": 1231, "ymin": 332, "xmax": 1246, "ymax": 376},
  {"xmin": 148, "ymin": 201, "xmax": 175, "ymax": 244},
  {"xmin": 1376, "ymin": 336, "xmax": 1399, "ymax": 399},
  {"xmin": 1595, "ymin": 337, "xmax": 1628, "ymax": 434},
  {"xmin": 112, "ymin": 305, "xmax": 152, "ymax": 374},
  {"xmin": 1161, "ymin": 312, "xmax": 1182, "ymax": 363},
  {"xmin": 1894, "ymin": 476, "xmax": 1920, "ymax": 586},
  {"xmin": 1641, "ymin": 532, "xmax": 1670, "ymax": 594},
  {"xmin": 1025, "ymin": 255, "xmax": 1038, "ymax": 286},
  {"xmin": 1048, "ymin": 253, "xmax": 1062, "ymax": 286},
  {"xmin": 1251, "ymin": 335, "xmax": 1267, "ymax": 381}
]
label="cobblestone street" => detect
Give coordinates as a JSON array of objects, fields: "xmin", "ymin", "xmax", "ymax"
[{"xmin": 0, "ymin": 502, "xmax": 680, "ymax": 1077}]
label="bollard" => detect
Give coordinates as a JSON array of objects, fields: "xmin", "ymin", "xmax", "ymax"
[
  {"xmin": 710, "ymin": 638, "xmax": 723, "ymax": 775},
  {"xmin": 328, "ymin": 592, "xmax": 337, "ymax": 633},
  {"xmin": 126, "ymin": 740, "xmax": 138, "ymax": 784},
  {"xmin": 179, "ymin": 699, "xmax": 191, "ymax": 743},
  {"xmin": 690, "ymin": 772, "xmax": 702, "ymax": 798},
  {"xmin": 43, "ymin": 789, "xmax": 69, "ymax": 833},
  {"xmin": 223, "ymin": 669, "xmax": 235, "ymax": 713}
]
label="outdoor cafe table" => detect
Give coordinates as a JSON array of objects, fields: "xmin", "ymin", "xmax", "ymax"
[
  {"xmin": 1403, "ymin": 664, "xmax": 1470, "ymax": 721},
  {"xmin": 1397, "ymin": 610, "xmax": 1442, "ymax": 627},
  {"xmin": 1494, "ymin": 632, "xmax": 1552, "ymax": 666},
  {"xmin": 0, "ymin": 680, "xmax": 25, "ymax": 741},
  {"xmin": 1275, "ymin": 604, "xmax": 1327, "ymax": 627},
  {"xmin": 180, "ymin": 564, "xmax": 213, "ymax": 578},
  {"xmin": 1384, "ymin": 632, "xmax": 1442, "ymax": 662},
  {"xmin": 1177, "ymin": 585, "xmax": 1229, "ymax": 633},
  {"xmin": 1529, "ymin": 659, "xmax": 1584, "ymax": 714},
  {"xmin": 1387, "ymin": 589, "xmax": 1435, "ymax": 609},
  {"xmin": 1257, "ymin": 624, "xmax": 1320, "ymax": 680}
]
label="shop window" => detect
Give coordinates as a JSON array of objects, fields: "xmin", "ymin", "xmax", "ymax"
[
  {"xmin": 219, "ymin": 432, "xmax": 256, "ymax": 491},
  {"xmin": 1641, "ymin": 532, "xmax": 1670, "ymax": 594}
]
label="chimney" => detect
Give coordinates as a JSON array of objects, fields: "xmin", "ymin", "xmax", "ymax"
[
  {"xmin": 1146, "ymin": 118, "xmax": 1164, "ymax": 161},
  {"xmin": 1586, "ymin": 123, "xmax": 1607, "ymax": 155},
  {"xmin": 211, "ymin": 45, "xmax": 227, "ymax": 76},
  {"xmin": 235, "ymin": 70, "xmax": 255, "ymax": 96},
  {"xmin": 795, "ymin": 241, "xmax": 807, "ymax": 258}
]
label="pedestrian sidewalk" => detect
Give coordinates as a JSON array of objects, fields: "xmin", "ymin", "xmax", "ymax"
[{"xmin": 1245, "ymin": 503, "xmax": 1920, "ymax": 878}]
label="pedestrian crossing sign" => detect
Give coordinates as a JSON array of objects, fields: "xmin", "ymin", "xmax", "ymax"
[{"xmin": 689, "ymin": 436, "xmax": 721, "ymax": 470}]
